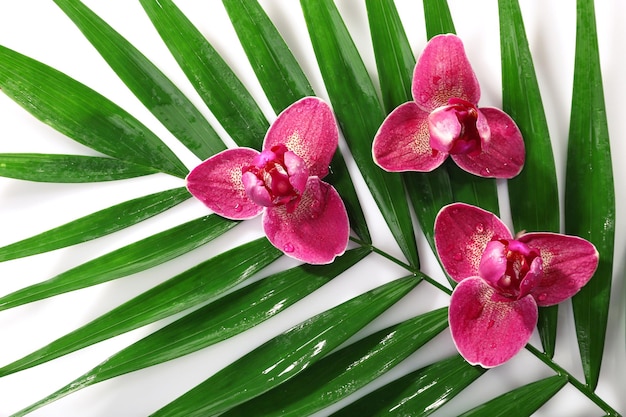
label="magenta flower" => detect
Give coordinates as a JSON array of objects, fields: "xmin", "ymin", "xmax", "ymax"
[
  {"xmin": 434, "ymin": 203, "xmax": 598, "ymax": 367},
  {"xmin": 186, "ymin": 97, "xmax": 349, "ymax": 264},
  {"xmin": 372, "ymin": 34, "xmax": 525, "ymax": 178}
]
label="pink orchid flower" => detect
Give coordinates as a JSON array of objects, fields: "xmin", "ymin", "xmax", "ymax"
[
  {"xmin": 372, "ymin": 34, "xmax": 525, "ymax": 178},
  {"xmin": 186, "ymin": 97, "xmax": 349, "ymax": 264},
  {"xmin": 434, "ymin": 203, "xmax": 598, "ymax": 367}
]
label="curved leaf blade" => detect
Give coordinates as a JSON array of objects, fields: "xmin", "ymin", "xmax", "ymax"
[
  {"xmin": 221, "ymin": 307, "xmax": 449, "ymax": 417},
  {"xmin": 0, "ymin": 187, "xmax": 190, "ymax": 262},
  {"xmin": 301, "ymin": 0, "xmax": 419, "ymax": 268},
  {"xmin": 499, "ymin": 0, "xmax": 560, "ymax": 356},
  {"xmin": 330, "ymin": 355, "xmax": 486, "ymax": 417},
  {"xmin": 223, "ymin": 0, "xmax": 370, "ymax": 242},
  {"xmin": 0, "ymin": 45, "xmax": 188, "ymax": 178},
  {"xmin": 0, "ymin": 153, "xmax": 158, "ymax": 182},
  {"xmin": 0, "ymin": 238, "xmax": 281, "ymax": 380},
  {"xmin": 53, "ymin": 0, "xmax": 227, "ymax": 160},
  {"xmin": 14, "ymin": 247, "xmax": 370, "ymax": 415},
  {"xmin": 151, "ymin": 276, "xmax": 420, "ymax": 417},
  {"xmin": 457, "ymin": 375, "xmax": 567, "ymax": 417},
  {"xmin": 221, "ymin": 0, "xmax": 314, "ymax": 113},
  {"xmin": 0, "ymin": 215, "xmax": 238, "ymax": 310},
  {"xmin": 139, "ymin": 0, "xmax": 269, "ymax": 150},
  {"xmin": 567, "ymin": 0, "xmax": 615, "ymax": 390},
  {"xmin": 423, "ymin": 0, "xmax": 456, "ymax": 39}
]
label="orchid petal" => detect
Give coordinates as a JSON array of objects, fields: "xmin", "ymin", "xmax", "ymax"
[
  {"xmin": 263, "ymin": 97, "xmax": 338, "ymax": 178},
  {"xmin": 479, "ymin": 240, "xmax": 508, "ymax": 287},
  {"xmin": 372, "ymin": 101, "xmax": 446, "ymax": 172},
  {"xmin": 186, "ymin": 148, "xmax": 263, "ymax": 220},
  {"xmin": 452, "ymin": 107, "xmax": 525, "ymax": 178},
  {"xmin": 449, "ymin": 277, "xmax": 538, "ymax": 368},
  {"xmin": 412, "ymin": 34, "xmax": 480, "ymax": 112},
  {"xmin": 519, "ymin": 232, "xmax": 599, "ymax": 306},
  {"xmin": 263, "ymin": 177, "xmax": 349, "ymax": 264},
  {"xmin": 434, "ymin": 203, "xmax": 512, "ymax": 282}
]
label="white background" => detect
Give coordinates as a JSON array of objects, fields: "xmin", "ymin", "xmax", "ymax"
[{"xmin": 0, "ymin": 1, "xmax": 624, "ymax": 416}]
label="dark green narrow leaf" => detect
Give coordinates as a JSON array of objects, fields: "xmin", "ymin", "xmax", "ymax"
[
  {"xmin": 221, "ymin": 307, "xmax": 448, "ymax": 417},
  {"xmin": 0, "ymin": 215, "xmax": 238, "ymax": 310},
  {"xmin": 447, "ymin": 163, "xmax": 499, "ymax": 216},
  {"xmin": 567, "ymin": 0, "xmax": 614, "ymax": 390},
  {"xmin": 0, "ymin": 238, "xmax": 281, "ymax": 380},
  {"xmin": 330, "ymin": 355, "xmax": 486, "ymax": 417},
  {"xmin": 498, "ymin": 0, "xmax": 560, "ymax": 357},
  {"xmin": 139, "ymin": 0, "xmax": 269, "ymax": 150},
  {"xmin": 151, "ymin": 276, "xmax": 420, "ymax": 417},
  {"xmin": 53, "ymin": 0, "xmax": 227, "ymax": 160},
  {"xmin": 223, "ymin": 0, "xmax": 370, "ymax": 242},
  {"xmin": 0, "ymin": 187, "xmax": 190, "ymax": 262},
  {"xmin": 457, "ymin": 375, "xmax": 567, "ymax": 417},
  {"xmin": 423, "ymin": 0, "xmax": 456, "ymax": 38},
  {"xmin": 15, "ymin": 247, "xmax": 370, "ymax": 415},
  {"xmin": 221, "ymin": 0, "xmax": 314, "ymax": 113},
  {"xmin": 301, "ymin": 0, "xmax": 419, "ymax": 268},
  {"xmin": 365, "ymin": 0, "xmax": 414, "ymax": 113},
  {"xmin": 0, "ymin": 153, "xmax": 158, "ymax": 182},
  {"xmin": 0, "ymin": 45, "xmax": 188, "ymax": 178}
]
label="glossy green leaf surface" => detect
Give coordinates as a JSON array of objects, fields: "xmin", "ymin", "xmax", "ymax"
[
  {"xmin": 498, "ymin": 0, "xmax": 560, "ymax": 356},
  {"xmin": 0, "ymin": 238, "xmax": 280, "ymax": 381},
  {"xmin": 139, "ymin": 0, "xmax": 269, "ymax": 150},
  {"xmin": 0, "ymin": 153, "xmax": 159, "ymax": 182},
  {"xmin": 0, "ymin": 215, "xmax": 238, "ymax": 310},
  {"xmin": 365, "ymin": 0, "xmax": 414, "ymax": 113},
  {"xmin": 221, "ymin": 307, "xmax": 448, "ymax": 417},
  {"xmin": 567, "ymin": 0, "xmax": 615, "ymax": 390},
  {"xmin": 423, "ymin": 0, "xmax": 456, "ymax": 39},
  {"xmin": 223, "ymin": 0, "xmax": 369, "ymax": 242},
  {"xmin": 0, "ymin": 45, "xmax": 188, "ymax": 178},
  {"xmin": 53, "ymin": 0, "xmax": 226, "ymax": 160},
  {"xmin": 16, "ymin": 247, "xmax": 370, "ymax": 415},
  {"xmin": 0, "ymin": 187, "xmax": 190, "ymax": 262},
  {"xmin": 222, "ymin": 0, "xmax": 313, "ymax": 113},
  {"xmin": 331, "ymin": 355, "xmax": 486, "ymax": 417},
  {"xmin": 301, "ymin": 0, "xmax": 419, "ymax": 268},
  {"xmin": 457, "ymin": 375, "xmax": 567, "ymax": 416},
  {"xmin": 151, "ymin": 276, "xmax": 420, "ymax": 417}
]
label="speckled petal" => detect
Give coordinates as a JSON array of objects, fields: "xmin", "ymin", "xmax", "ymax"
[
  {"xmin": 372, "ymin": 101, "xmax": 447, "ymax": 172},
  {"xmin": 452, "ymin": 107, "xmax": 525, "ymax": 178},
  {"xmin": 263, "ymin": 177, "xmax": 349, "ymax": 264},
  {"xmin": 412, "ymin": 34, "xmax": 481, "ymax": 112},
  {"xmin": 263, "ymin": 97, "xmax": 338, "ymax": 178},
  {"xmin": 449, "ymin": 277, "xmax": 538, "ymax": 368},
  {"xmin": 519, "ymin": 232, "xmax": 599, "ymax": 306},
  {"xmin": 186, "ymin": 148, "xmax": 263, "ymax": 220},
  {"xmin": 434, "ymin": 203, "xmax": 512, "ymax": 282}
]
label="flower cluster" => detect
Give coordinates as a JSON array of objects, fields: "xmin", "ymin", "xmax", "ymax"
[{"xmin": 187, "ymin": 33, "xmax": 597, "ymax": 368}]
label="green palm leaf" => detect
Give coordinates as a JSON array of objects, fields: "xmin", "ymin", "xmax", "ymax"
[
  {"xmin": 0, "ymin": 187, "xmax": 189, "ymax": 262},
  {"xmin": 139, "ymin": 0, "xmax": 268, "ymax": 150},
  {"xmin": 150, "ymin": 276, "xmax": 420, "ymax": 417},
  {"xmin": 14, "ymin": 247, "xmax": 369, "ymax": 415},
  {"xmin": 222, "ymin": 0, "xmax": 369, "ymax": 242},
  {"xmin": 498, "ymin": 0, "xmax": 561, "ymax": 356},
  {"xmin": 301, "ymin": 0, "xmax": 419, "ymax": 268},
  {"xmin": 0, "ymin": 45, "xmax": 188, "ymax": 178},
  {"xmin": 0, "ymin": 153, "xmax": 159, "ymax": 182},
  {"xmin": 457, "ymin": 375, "xmax": 567, "ymax": 417},
  {"xmin": 0, "ymin": 215, "xmax": 237, "ymax": 310},
  {"xmin": 0, "ymin": 238, "xmax": 280, "ymax": 379},
  {"xmin": 53, "ymin": 0, "xmax": 227, "ymax": 160},
  {"xmin": 330, "ymin": 355, "xmax": 486, "ymax": 417},
  {"xmin": 567, "ymin": 0, "xmax": 615, "ymax": 390},
  {"xmin": 220, "ymin": 307, "xmax": 448, "ymax": 416}
]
